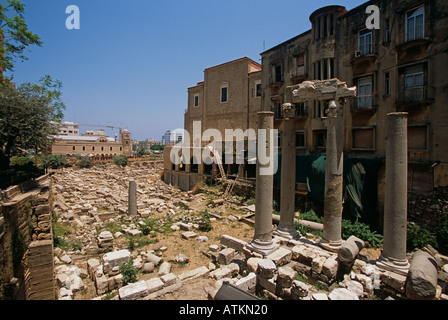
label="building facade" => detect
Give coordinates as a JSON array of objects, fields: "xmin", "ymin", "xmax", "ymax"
[{"xmin": 51, "ymin": 129, "xmax": 132, "ymax": 160}]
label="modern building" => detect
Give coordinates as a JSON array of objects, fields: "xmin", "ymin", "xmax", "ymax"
[
  {"xmin": 162, "ymin": 130, "xmax": 184, "ymax": 146},
  {"xmin": 51, "ymin": 121, "xmax": 80, "ymax": 136}
]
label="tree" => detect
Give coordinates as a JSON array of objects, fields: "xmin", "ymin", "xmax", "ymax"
[
  {"xmin": 0, "ymin": 76, "xmax": 65, "ymax": 169},
  {"xmin": 136, "ymin": 147, "xmax": 149, "ymax": 156},
  {"xmin": 0, "ymin": 0, "xmax": 43, "ymax": 78}
]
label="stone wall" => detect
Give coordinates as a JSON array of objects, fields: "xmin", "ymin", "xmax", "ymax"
[
  {"xmin": 0, "ymin": 175, "xmax": 54, "ymax": 300},
  {"xmin": 408, "ymin": 187, "xmax": 448, "ymax": 232}
]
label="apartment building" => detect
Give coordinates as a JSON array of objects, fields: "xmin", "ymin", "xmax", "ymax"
[{"xmin": 259, "ymin": 0, "xmax": 448, "ymax": 227}]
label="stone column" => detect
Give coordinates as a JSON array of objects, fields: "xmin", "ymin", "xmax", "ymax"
[
  {"xmin": 377, "ymin": 112, "xmax": 410, "ymax": 275},
  {"xmin": 274, "ymin": 119, "xmax": 300, "ymax": 239},
  {"xmin": 128, "ymin": 179, "xmax": 137, "ymax": 216},
  {"xmin": 320, "ymin": 100, "xmax": 344, "ymax": 252},
  {"xmin": 246, "ymin": 111, "xmax": 279, "ymax": 256}
]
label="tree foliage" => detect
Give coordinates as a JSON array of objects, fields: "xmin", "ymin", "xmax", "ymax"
[
  {"xmin": 0, "ymin": 76, "xmax": 66, "ymax": 169},
  {"xmin": 0, "ymin": 0, "xmax": 43, "ymax": 76}
]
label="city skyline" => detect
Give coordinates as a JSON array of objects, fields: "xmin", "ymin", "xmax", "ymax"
[{"xmin": 9, "ymin": 0, "xmax": 366, "ymax": 141}]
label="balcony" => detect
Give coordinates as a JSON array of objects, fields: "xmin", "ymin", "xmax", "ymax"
[
  {"xmin": 396, "ymin": 86, "xmax": 434, "ymax": 110},
  {"xmin": 271, "ymin": 104, "xmax": 308, "ymax": 120},
  {"xmin": 351, "ymin": 94, "xmax": 378, "ymax": 113}
]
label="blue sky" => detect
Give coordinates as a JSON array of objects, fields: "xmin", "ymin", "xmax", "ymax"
[{"xmin": 9, "ymin": 0, "xmax": 366, "ymax": 141}]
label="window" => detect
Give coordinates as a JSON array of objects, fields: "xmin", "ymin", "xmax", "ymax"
[
  {"xmin": 220, "ymin": 85, "xmax": 228, "ymax": 103},
  {"xmin": 101, "ymin": 146, "xmax": 104, "ymax": 151},
  {"xmin": 271, "ymin": 96, "xmax": 283, "ymax": 118},
  {"xmin": 323, "ymin": 15, "xmax": 328, "ymax": 38},
  {"xmin": 92, "ymin": 146, "xmax": 95, "ymax": 151},
  {"xmin": 82, "ymin": 146, "xmax": 85, "ymax": 151},
  {"xmin": 295, "ymin": 53, "xmax": 305, "ymax": 77},
  {"xmin": 404, "ymin": 65, "xmax": 425, "ymax": 101},
  {"xmin": 296, "ymin": 131, "xmax": 305, "ymax": 148},
  {"xmin": 358, "ymin": 29, "xmax": 373, "ymax": 55},
  {"xmin": 273, "ymin": 63, "xmax": 283, "ymax": 83},
  {"xmin": 255, "ymin": 81, "xmax": 262, "ymax": 97},
  {"xmin": 314, "ymin": 130, "xmax": 327, "ymax": 149},
  {"xmin": 194, "ymin": 94, "xmax": 199, "ymax": 107},
  {"xmin": 110, "ymin": 147, "xmax": 113, "ymax": 151},
  {"xmin": 295, "ymin": 103, "xmax": 307, "ymax": 117},
  {"xmin": 352, "ymin": 127, "xmax": 375, "ymax": 150},
  {"xmin": 385, "ymin": 72, "xmax": 390, "ymax": 96},
  {"xmin": 357, "ymin": 77, "xmax": 373, "ymax": 108},
  {"xmin": 72, "ymin": 146, "xmax": 76, "ymax": 151},
  {"xmin": 385, "ymin": 19, "xmax": 390, "ymax": 42},
  {"xmin": 408, "ymin": 125, "xmax": 428, "ymax": 150},
  {"xmin": 406, "ymin": 6, "xmax": 424, "ymax": 41}
]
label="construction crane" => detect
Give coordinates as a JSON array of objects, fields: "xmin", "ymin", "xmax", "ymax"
[{"xmin": 78, "ymin": 123, "xmax": 127, "ymax": 133}]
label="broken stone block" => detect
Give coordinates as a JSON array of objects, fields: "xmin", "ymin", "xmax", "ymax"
[
  {"xmin": 178, "ymin": 266, "xmax": 210, "ymax": 282},
  {"xmin": 119, "ymin": 281, "xmax": 149, "ymax": 300},
  {"xmin": 258, "ymin": 259, "xmax": 277, "ymax": 279},
  {"xmin": 98, "ymin": 231, "xmax": 114, "ymax": 249},
  {"xmin": 218, "ymin": 248, "xmax": 236, "ymax": 265},
  {"xmin": 311, "ymin": 256, "xmax": 326, "ymax": 274},
  {"xmin": 235, "ymin": 272, "xmax": 257, "ymax": 294},
  {"xmin": 381, "ymin": 270, "xmax": 407, "ymax": 293},
  {"xmin": 267, "ymin": 247, "xmax": 292, "ymax": 267},
  {"xmin": 160, "ymin": 273, "xmax": 178, "ymax": 287},
  {"xmin": 258, "ymin": 274, "xmax": 277, "ymax": 294},
  {"xmin": 328, "ymin": 288, "xmax": 359, "ymax": 300},
  {"xmin": 322, "ymin": 255, "xmax": 339, "ymax": 280},
  {"xmin": 102, "ymin": 249, "xmax": 131, "ymax": 275},
  {"xmin": 142, "ymin": 262, "xmax": 155, "ymax": 274},
  {"xmin": 291, "ymin": 280, "xmax": 310, "ymax": 298},
  {"xmin": 277, "ymin": 266, "xmax": 296, "ymax": 288},
  {"xmin": 246, "ymin": 258, "xmax": 261, "ymax": 274},
  {"xmin": 146, "ymin": 277, "xmax": 164, "ymax": 294},
  {"xmin": 312, "ymin": 292, "xmax": 328, "ymax": 300},
  {"xmin": 175, "ymin": 253, "xmax": 189, "ymax": 264},
  {"xmin": 220, "ymin": 234, "xmax": 248, "ymax": 252},
  {"xmin": 406, "ymin": 250, "xmax": 439, "ymax": 299},
  {"xmin": 182, "ymin": 231, "xmax": 197, "ymax": 239}
]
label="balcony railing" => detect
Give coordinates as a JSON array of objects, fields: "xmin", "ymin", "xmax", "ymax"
[
  {"xmin": 396, "ymin": 86, "xmax": 435, "ymax": 108},
  {"xmin": 351, "ymin": 94, "xmax": 378, "ymax": 111}
]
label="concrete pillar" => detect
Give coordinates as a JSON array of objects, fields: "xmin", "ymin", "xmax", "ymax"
[
  {"xmin": 246, "ymin": 111, "xmax": 279, "ymax": 256},
  {"xmin": 128, "ymin": 179, "xmax": 137, "ymax": 216},
  {"xmin": 377, "ymin": 112, "xmax": 410, "ymax": 275},
  {"xmin": 274, "ymin": 119, "xmax": 300, "ymax": 239},
  {"xmin": 320, "ymin": 100, "xmax": 344, "ymax": 252}
]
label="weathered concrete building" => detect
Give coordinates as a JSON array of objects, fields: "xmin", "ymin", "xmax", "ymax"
[{"xmin": 260, "ymin": 0, "xmax": 448, "ymax": 228}]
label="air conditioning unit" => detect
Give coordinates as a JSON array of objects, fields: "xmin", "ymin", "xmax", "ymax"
[{"xmin": 354, "ymin": 51, "xmax": 362, "ymax": 58}]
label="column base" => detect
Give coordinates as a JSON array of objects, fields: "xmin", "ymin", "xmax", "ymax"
[
  {"xmin": 245, "ymin": 239, "xmax": 279, "ymax": 257},
  {"xmin": 319, "ymin": 238, "xmax": 343, "ymax": 253},
  {"xmin": 376, "ymin": 254, "xmax": 410, "ymax": 276},
  {"xmin": 273, "ymin": 225, "xmax": 301, "ymax": 240}
]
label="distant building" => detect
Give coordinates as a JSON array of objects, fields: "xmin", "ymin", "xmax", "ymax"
[
  {"xmin": 51, "ymin": 121, "xmax": 80, "ymax": 136},
  {"xmin": 162, "ymin": 130, "xmax": 184, "ymax": 146},
  {"xmin": 51, "ymin": 129, "xmax": 132, "ymax": 160}
]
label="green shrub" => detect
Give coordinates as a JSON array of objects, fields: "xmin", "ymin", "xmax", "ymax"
[
  {"xmin": 436, "ymin": 211, "xmax": 448, "ymax": 255},
  {"xmin": 198, "ymin": 210, "xmax": 213, "ymax": 232},
  {"xmin": 341, "ymin": 220, "xmax": 383, "ymax": 248},
  {"xmin": 120, "ymin": 260, "xmax": 138, "ymax": 285},
  {"xmin": 45, "ymin": 155, "xmax": 67, "ymax": 169},
  {"xmin": 299, "ymin": 210, "xmax": 323, "ymax": 223},
  {"xmin": 114, "ymin": 154, "xmax": 128, "ymax": 167},
  {"xmin": 78, "ymin": 156, "xmax": 93, "ymax": 168},
  {"xmin": 9, "ymin": 155, "xmax": 34, "ymax": 166},
  {"xmin": 407, "ymin": 223, "xmax": 438, "ymax": 251}
]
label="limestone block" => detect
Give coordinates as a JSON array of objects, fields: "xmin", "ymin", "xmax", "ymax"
[
  {"xmin": 218, "ymin": 248, "xmax": 236, "ymax": 265},
  {"xmin": 161, "ymin": 273, "xmax": 178, "ymax": 287},
  {"xmin": 119, "ymin": 281, "xmax": 149, "ymax": 300},
  {"xmin": 312, "ymin": 293, "xmax": 329, "ymax": 300},
  {"xmin": 328, "ymin": 288, "xmax": 359, "ymax": 300},
  {"xmin": 277, "ymin": 266, "xmax": 296, "ymax": 288},
  {"xmin": 246, "ymin": 258, "xmax": 261, "ymax": 274},
  {"xmin": 178, "ymin": 266, "xmax": 210, "ymax": 282},
  {"xmin": 182, "ymin": 231, "xmax": 197, "ymax": 239},
  {"xmin": 311, "ymin": 256, "xmax": 326, "ymax": 274},
  {"xmin": 142, "ymin": 262, "xmax": 155, "ymax": 274},
  {"xmin": 338, "ymin": 236, "xmax": 364, "ymax": 264},
  {"xmin": 322, "ymin": 255, "xmax": 339, "ymax": 279},
  {"xmin": 291, "ymin": 280, "xmax": 310, "ymax": 298},
  {"xmin": 220, "ymin": 234, "xmax": 248, "ymax": 252},
  {"xmin": 267, "ymin": 247, "xmax": 292, "ymax": 267},
  {"xmin": 258, "ymin": 259, "xmax": 277, "ymax": 279},
  {"xmin": 103, "ymin": 249, "xmax": 131, "ymax": 275},
  {"xmin": 381, "ymin": 271, "xmax": 407, "ymax": 293},
  {"xmin": 146, "ymin": 277, "xmax": 164, "ymax": 294},
  {"xmin": 258, "ymin": 275, "xmax": 277, "ymax": 294},
  {"xmin": 235, "ymin": 273, "xmax": 257, "ymax": 293}
]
